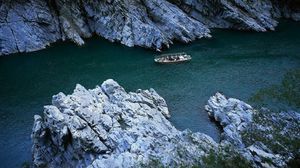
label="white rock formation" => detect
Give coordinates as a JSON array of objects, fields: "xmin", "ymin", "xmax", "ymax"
[
  {"xmin": 31, "ymin": 81, "xmax": 299, "ymax": 168},
  {"xmin": 32, "ymin": 79, "xmax": 217, "ymax": 167},
  {"xmin": 205, "ymin": 92, "xmax": 253, "ymax": 147},
  {"xmin": 205, "ymin": 93, "xmax": 294, "ymax": 168},
  {"xmin": 1, "ymin": 0, "xmax": 300, "ymax": 55}
]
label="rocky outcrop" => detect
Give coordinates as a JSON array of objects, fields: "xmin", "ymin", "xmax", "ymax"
[
  {"xmin": 0, "ymin": 0, "xmax": 61, "ymax": 54},
  {"xmin": 205, "ymin": 93, "xmax": 300, "ymax": 168},
  {"xmin": 205, "ymin": 92, "xmax": 253, "ymax": 148},
  {"xmin": 31, "ymin": 79, "xmax": 218, "ymax": 167},
  {"xmin": 31, "ymin": 80, "xmax": 300, "ymax": 167},
  {"xmin": 242, "ymin": 109, "xmax": 300, "ymax": 167},
  {"xmin": 1, "ymin": 0, "xmax": 300, "ymax": 55}
]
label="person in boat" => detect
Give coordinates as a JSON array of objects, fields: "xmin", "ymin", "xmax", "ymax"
[{"xmin": 167, "ymin": 56, "xmax": 175, "ymax": 61}]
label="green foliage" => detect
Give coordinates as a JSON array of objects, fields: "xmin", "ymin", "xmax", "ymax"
[
  {"xmin": 141, "ymin": 147, "xmax": 252, "ymax": 168},
  {"xmin": 117, "ymin": 117, "xmax": 129, "ymax": 130},
  {"xmin": 281, "ymin": 69, "xmax": 300, "ymax": 107},
  {"xmin": 201, "ymin": 148, "xmax": 251, "ymax": 168},
  {"xmin": 242, "ymin": 112, "xmax": 300, "ymax": 156},
  {"xmin": 287, "ymin": 157, "xmax": 300, "ymax": 168},
  {"xmin": 141, "ymin": 158, "xmax": 165, "ymax": 168},
  {"xmin": 250, "ymin": 69, "xmax": 300, "ymax": 111},
  {"xmin": 21, "ymin": 161, "xmax": 30, "ymax": 168},
  {"xmin": 241, "ymin": 110, "xmax": 300, "ymax": 168}
]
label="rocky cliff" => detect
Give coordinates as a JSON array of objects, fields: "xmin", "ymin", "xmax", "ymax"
[
  {"xmin": 1, "ymin": 0, "xmax": 300, "ymax": 55},
  {"xmin": 31, "ymin": 79, "xmax": 218, "ymax": 167},
  {"xmin": 32, "ymin": 79, "xmax": 300, "ymax": 167}
]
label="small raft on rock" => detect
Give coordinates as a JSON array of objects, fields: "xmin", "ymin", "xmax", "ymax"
[{"xmin": 154, "ymin": 52, "xmax": 191, "ymax": 64}]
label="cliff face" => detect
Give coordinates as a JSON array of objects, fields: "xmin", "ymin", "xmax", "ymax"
[
  {"xmin": 0, "ymin": 0, "xmax": 299, "ymax": 55},
  {"xmin": 31, "ymin": 80, "xmax": 300, "ymax": 168},
  {"xmin": 31, "ymin": 79, "xmax": 218, "ymax": 167}
]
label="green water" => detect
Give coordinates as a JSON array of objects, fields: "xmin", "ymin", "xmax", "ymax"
[{"xmin": 0, "ymin": 20, "xmax": 300, "ymax": 167}]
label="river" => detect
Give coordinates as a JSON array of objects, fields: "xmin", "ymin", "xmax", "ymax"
[{"xmin": 0, "ymin": 20, "xmax": 299, "ymax": 167}]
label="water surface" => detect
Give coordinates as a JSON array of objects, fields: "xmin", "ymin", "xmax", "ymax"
[{"xmin": 0, "ymin": 20, "xmax": 299, "ymax": 167}]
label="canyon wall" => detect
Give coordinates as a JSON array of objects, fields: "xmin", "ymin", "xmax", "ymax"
[{"xmin": 0, "ymin": 0, "xmax": 299, "ymax": 55}]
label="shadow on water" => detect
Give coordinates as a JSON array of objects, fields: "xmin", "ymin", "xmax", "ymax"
[{"xmin": 0, "ymin": 20, "xmax": 300, "ymax": 167}]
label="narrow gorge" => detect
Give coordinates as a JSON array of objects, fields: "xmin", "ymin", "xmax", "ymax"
[{"xmin": 0, "ymin": 1, "xmax": 299, "ymax": 168}]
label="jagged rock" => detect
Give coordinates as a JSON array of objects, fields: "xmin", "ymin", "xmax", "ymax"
[
  {"xmin": 32, "ymin": 82, "xmax": 299, "ymax": 167},
  {"xmin": 174, "ymin": 0, "xmax": 280, "ymax": 31},
  {"xmin": 247, "ymin": 142, "xmax": 285, "ymax": 168},
  {"xmin": 1, "ymin": 0, "xmax": 300, "ymax": 55},
  {"xmin": 31, "ymin": 79, "xmax": 218, "ymax": 167},
  {"xmin": 242, "ymin": 109, "xmax": 300, "ymax": 167},
  {"xmin": 0, "ymin": 0, "xmax": 61, "ymax": 55},
  {"xmin": 205, "ymin": 93, "xmax": 300, "ymax": 168},
  {"xmin": 205, "ymin": 92, "xmax": 253, "ymax": 147}
]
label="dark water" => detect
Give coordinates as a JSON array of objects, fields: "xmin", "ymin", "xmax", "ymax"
[{"xmin": 1, "ymin": 20, "xmax": 300, "ymax": 167}]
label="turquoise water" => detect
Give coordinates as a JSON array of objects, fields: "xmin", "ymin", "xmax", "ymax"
[{"xmin": 0, "ymin": 20, "xmax": 300, "ymax": 167}]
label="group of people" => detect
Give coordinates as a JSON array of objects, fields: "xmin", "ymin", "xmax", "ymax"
[
  {"xmin": 165, "ymin": 55, "xmax": 185, "ymax": 61},
  {"xmin": 155, "ymin": 53, "xmax": 190, "ymax": 63}
]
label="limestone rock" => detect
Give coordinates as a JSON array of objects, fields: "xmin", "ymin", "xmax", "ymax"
[
  {"xmin": 205, "ymin": 92, "xmax": 253, "ymax": 147},
  {"xmin": 31, "ymin": 79, "xmax": 217, "ymax": 167},
  {"xmin": 32, "ymin": 82, "xmax": 299, "ymax": 167},
  {"xmin": 0, "ymin": 0, "xmax": 61, "ymax": 55},
  {"xmin": 205, "ymin": 92, "xmax": 300, "ymax": 168},
  {"xmin": 1, "ymin": 0, "xmax": 300, "ymax": 55}
]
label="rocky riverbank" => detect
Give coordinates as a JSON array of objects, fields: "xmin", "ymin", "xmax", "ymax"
[
  {"xmin": 1, "ymin": 0, "xmax": 300, "ymax": 55},
  {"xmin": 31, "ymin": 79, "xmax": 300, "ymax": 167}
]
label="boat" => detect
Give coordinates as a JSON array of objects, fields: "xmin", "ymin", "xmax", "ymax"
[{"xmin": 154, "ymin": 52, "xmax": 191, "ymax": 64}]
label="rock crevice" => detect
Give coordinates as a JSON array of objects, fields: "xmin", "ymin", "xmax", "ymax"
[
  {"xmin": 32, "ymin": 79, "xmax": 217, "ymax": 167},
  {"xmin": 32, "ymin": 80, "xmax": 300, "ymax": 167}
]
